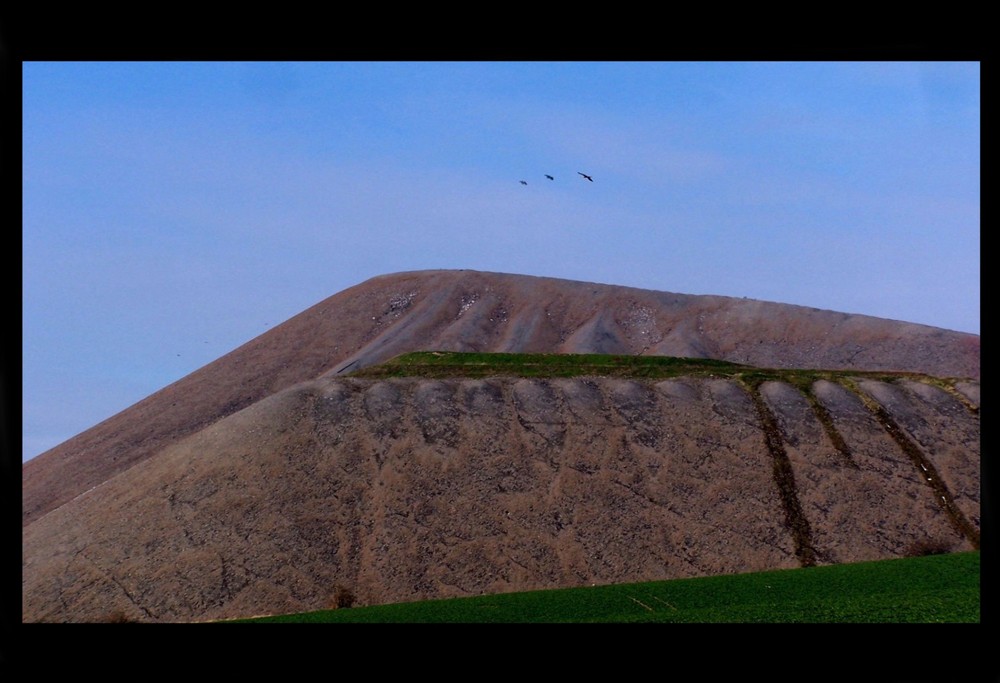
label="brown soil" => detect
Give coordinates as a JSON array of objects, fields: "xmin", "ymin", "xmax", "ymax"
[{"xmin": 21, "ymin": 270, "xmax": 980, "ymax": 622}]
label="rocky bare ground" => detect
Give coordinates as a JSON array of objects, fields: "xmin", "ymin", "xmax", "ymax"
[{"xmin": 21, "ymin": 270, "xmax": 980, "ymax": 622}]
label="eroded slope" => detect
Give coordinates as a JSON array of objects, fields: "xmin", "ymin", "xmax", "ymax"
[{"xmin": 22, "ymin": 372, "xmax": 979, "ymax": 623}]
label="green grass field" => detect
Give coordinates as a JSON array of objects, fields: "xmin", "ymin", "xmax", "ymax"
[{"xmin": 224, "ymin": 550, "xmax": 979, "ymax": 623}]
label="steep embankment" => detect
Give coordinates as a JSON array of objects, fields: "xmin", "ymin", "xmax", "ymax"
[{"xmin": 22, "ymin": 367, "xmax": 979, "ymax": 623}]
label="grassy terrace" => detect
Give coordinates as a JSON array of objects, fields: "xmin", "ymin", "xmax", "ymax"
[
  {"xmin": 223, "ymin": 550, "xmax": 979, "ymax": 623},
  {"xmin": 348, "ymin": 351, "xmax": 949, "ymax": 387}
]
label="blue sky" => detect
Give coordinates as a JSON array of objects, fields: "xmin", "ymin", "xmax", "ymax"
[{"xmin": 22, "ymin": 61, "xmax": 980, "ymax": 462}]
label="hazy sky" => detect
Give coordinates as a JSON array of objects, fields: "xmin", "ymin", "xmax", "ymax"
[{"xmin": 22, "ymin": 61, "xmax": 980, "ymax": 462}]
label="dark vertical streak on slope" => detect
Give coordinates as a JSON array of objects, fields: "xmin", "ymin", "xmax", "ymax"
[
  {"xmin": 747, "ymin": 385, "xmax": 816, "ymax": 567},
  {"xmin": 840, "ymin": 379, "xmax": 980, "ymax": 550},
  {"xmin": 742, "ymin": 381, "xmax": 817, "ymax": 568},
  {"xmin": 801, "ymin": 382, "xmax": 858, "ymax": 470}
]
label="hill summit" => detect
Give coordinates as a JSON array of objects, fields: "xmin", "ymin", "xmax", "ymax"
[{"xmin": 22, "ymin": 270, "xmax": 980, "ymax": 622}]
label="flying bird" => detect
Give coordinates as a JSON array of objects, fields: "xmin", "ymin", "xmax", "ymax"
[
  {"xmin": 545, "ymin": 174, "xmax": 554, "ymax": 180},
  {"xmin": 578, "ymin": 172, "xmax": 593, "ymax": 182},
  {"xmin": 520, "ymin": 180, "xmax": 528, "ymax": 185}
]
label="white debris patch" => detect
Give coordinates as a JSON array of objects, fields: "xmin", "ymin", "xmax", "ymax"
[
  {"xmin": 622, "ymin": 304, "xmax": 661, "ymax": 342},
  {"xmin": 386, "ymin": 291, "xmax": 417, "ymax": 318},
  {"xmin": 458, "ymin": 293, "xmax": 479, "ymax": 317}
]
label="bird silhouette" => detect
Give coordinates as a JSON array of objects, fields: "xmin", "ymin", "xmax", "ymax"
[
  {"xmin": 577, "ymin": 172, "xmax": 593, "ymax": 182},
  {"xmin": 520, "ymin": 180, "xmax": 528, "ymax": 185},
  {"xmin": 545, "ymin": 174, "xmax": 554, "ymax": 180}
]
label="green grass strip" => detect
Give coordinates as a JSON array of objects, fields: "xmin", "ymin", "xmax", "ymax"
[{"xmin": 348, "ymin": 351, "xmax": 962, "ymax": 384}]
